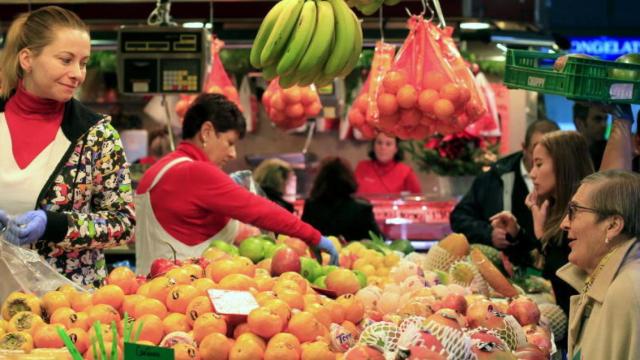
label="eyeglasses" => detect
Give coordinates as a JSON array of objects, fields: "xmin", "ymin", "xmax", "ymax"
[{"xmin": 566, "ymin": 202, "xmax": 601, "ymax": 222}]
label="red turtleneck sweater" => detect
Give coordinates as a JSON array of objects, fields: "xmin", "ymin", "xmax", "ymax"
[
  {"xmin": 137, "ymin": 142, "xmax": 321, "ymax": 246},
  {"xmin": 354, "ymin": 160, "xmax": 422, "ymax": 195},
  {"xmin": 5, "ymin": 84, "xmax": 65, "ymax": 169}
]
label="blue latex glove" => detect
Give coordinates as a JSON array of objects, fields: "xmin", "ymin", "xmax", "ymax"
[
  {"xmin": 312, "ymin": 236, "xmax": 339, "ymax": 266},
  {"xmin": 0, "ymin": 210, "xmax": 8, "ymax": 232},
  {"xmin": 5, "ymin": 210, "xmax": 47, "ymax": 246}
]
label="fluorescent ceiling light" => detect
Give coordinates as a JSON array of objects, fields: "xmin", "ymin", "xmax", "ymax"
[
  {"xmin": 460, "ymin": 22, "xmax": 491, "ymax": 30},
  {"xmin": 183, "ymin": 22, "xmax": 204, "ymax": 28}
]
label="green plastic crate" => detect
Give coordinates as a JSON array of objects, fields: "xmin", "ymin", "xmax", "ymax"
[{"xmin": 504, "ymin": 49, "xmax": 640, "ymax": 104}]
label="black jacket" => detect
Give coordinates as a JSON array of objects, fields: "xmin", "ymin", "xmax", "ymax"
[
  {"xmin": 449, "ymin": 152, "xmax": 535, "ymax": 265},
  {"xmin": 302, "ymin": 196, "xmax": 381, "ymax": 241}
]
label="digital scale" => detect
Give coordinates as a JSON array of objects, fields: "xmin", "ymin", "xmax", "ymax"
[{"xmin": 117, "ymin": 26, "xmax": 209, "ymax": 95}]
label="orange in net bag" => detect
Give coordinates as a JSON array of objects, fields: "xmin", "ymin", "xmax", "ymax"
[
  {"xmin": 375, "ymin": 16, "xmax": 486, "ymax": 140},
  {"xmin": 262, "ymin": 79, "xmax": 322, "ymax": 131},
  {"xmin": 347, "ymin": 41, "xmax": 396, "ymax": 140}
]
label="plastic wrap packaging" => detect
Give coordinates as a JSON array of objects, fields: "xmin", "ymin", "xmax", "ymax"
[
  {"xmin": 0, "ymin": 237, "xmax": 87, "ymax": 300},
  {"xmin": 373, "ymin": 16, "xmax": 486, "ymax": 140},
  {"xmin": 261, "ymin": 79, "xmax": 322, "ymax": 130},
  {"xmin": 347, "ymin": 41, "xmax": 396, "ymax": 140}
]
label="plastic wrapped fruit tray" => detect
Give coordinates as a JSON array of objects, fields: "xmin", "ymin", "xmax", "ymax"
[{"xmin": 504, "ymin": 49, "xmax": 640, "ymax": 104}]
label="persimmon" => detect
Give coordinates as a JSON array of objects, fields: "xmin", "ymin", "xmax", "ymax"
[
  {"xmin": 120, "ymin": 294, "xmax": 145, "ymax": 318},
  {"xmin": 133, "ymin": 314, "xmax": 164, "ymax": 345},
  {"xmin": 377, "ymin": 93, "xmax": 398, "ymax": 116},
  {"xmin": 424, "ymin": 72, "xmax": 447, "ymax": 91},
  {"xmin": 382, "ymin": 71, "xmax": 408, "ymax": 94},
  {"xmin": 396, "ymin": 84, "xmax": 418, "ymax": 109},
  {"xmin": 92, "ymin": 285, "xmax": 125, "ymax": 310},
  {"xmin": 300, "ymin": 340, "xmax": 335, "ymax": 360},
  {"xmin": 173, "ymin": 343, "xmax": 201, "ymax": 360},
  {"xmin": 133, "ymin": 298, "xmax": 167, "ymax": 320},
  {"xmin": 286, "ymin": 311, "xmax": 326, "ymax": 343},
  {"xmin": 325, "ymin": 269, "xmax": 360, "ymax": 296},
  {"xmin": 247, "ymin": 307, "xmax": 283, "ymax": 339},
  {"xmin": 86, "ymin": 304, "xmax": 120, "ymax": 326},
  {"xmin": 418, "ymin": 89, "xmax": 439, "ymax": 114},
  {"xmin": 42, "ymin": 291, "xmax": 70, "ymax": 317},
  {"xmin": 106, "ymin": 267, "xmax": 138, "ymax": 295},
  {"xmin": 218, "ymin": 274, "xmax": 257, "ymax": 292},
  {"xmin": 33, "ymin": 324, "xmax": 65, "ymax": 348},
  {"xmin": 433, "ymin": 99, "xmax": 455, "ymax": 121},
  {"xmin": 67, "ymin": 327, "xmax": 89, "ymax": 354},
  {"xmin": 185, "ymin": 296, "xmax": 214, "ymax": 326},
  {"xmin": 8, "ymin": 311, "xmax": 44, "ymax": 335},
  {"xmin": 162, "ymin": 312, "xmax": 191, "ymax": 333}
]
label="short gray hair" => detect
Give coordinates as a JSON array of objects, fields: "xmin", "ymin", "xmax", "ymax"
[{"xmin": 581, "ymin": 170, "xmax": 640, "ymax": 240}]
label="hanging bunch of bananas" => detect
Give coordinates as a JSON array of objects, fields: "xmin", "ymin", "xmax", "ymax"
[
  {"xmin": 347, "ymin": 0, "xmax": 401, "ymax": 16},
  {"xmin": 250, "ymin": 0, "xmax": 363, "ymax": 88}
]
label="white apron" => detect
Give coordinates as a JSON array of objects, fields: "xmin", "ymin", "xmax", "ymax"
[{"xmin": 134, "ymin": 157, "xmax": 238, "ymax": 275}]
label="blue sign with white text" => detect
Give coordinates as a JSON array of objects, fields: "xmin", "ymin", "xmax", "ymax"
[{"xmin": 570, "ymin": 36, "xmax": 640, "ymax": 60}]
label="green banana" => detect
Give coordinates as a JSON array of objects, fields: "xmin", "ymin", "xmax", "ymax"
[
  {"xmin": 263, "ymin": 65, "xmax": 278, "ymax": 81},
  {"xmin": 278, "ymin": 72, "xmax": 300, "ymax": 88},
  {"xmin": 337, "ymin": 10, "xmax": 362, "ymax": 78},
  {"xmin": 383, "ymin": 0, "xmax": 402, "ymax": 5},
  {"xmin": 250, "ymin": 0, "xmax": 288, "ymax": 68},
  {"xmin": 297, "ymin": 0, "xmax": 335, "ymax": 75},
  {"xmin": 357, "ymin": 0, "xmax": 384, "ymax": 16},
  {"xmin": 276, "ymin": 0, "xmax": 317, "ymax": 77},
  {"xmin": 323, "ymin": 0, "xmax": 357, "ymax": 77},
  {"xmin": 260, "ymin": 0, "xmax": 305, "ymax": 67}
]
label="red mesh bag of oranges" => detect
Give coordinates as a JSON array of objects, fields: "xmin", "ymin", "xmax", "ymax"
[
  {"xmin": 175, "ymin": 38, "xmax": 242, "ymax": 119},
  {"xmin": 348, "ymin": 41, "xmax": 396, "ymax": 140},
  {"xmin": 262, "ymin": 79, "xmax": 323, "ymax": 130},
  {"xmin": 374, "ymin": 17, "xmax": 486, "ymax": 139}
]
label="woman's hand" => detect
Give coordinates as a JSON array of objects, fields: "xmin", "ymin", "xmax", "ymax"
[
  {"xmin": 525, "ymin": 191, "xmax": 549, "ymax": 239},
  {"xmin": 489, "ymin": 210, "xmax": 520, "ymax": 242},
  {"xmin": 312, "ymin": 236, "xmax": 339, "ymax": 266}
]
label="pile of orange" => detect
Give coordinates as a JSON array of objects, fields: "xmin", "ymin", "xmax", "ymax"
[{"xmin": 0, "ymin": 253, "xmax": 367, "ymax": 360}]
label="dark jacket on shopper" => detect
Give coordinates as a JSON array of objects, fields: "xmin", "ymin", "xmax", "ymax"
[
  {"xmin": 0, "ymin": 98, "xmax": 135, "ymax": 287},
  {"xmin": 450, "ymin": 152, "xmax": 535, "ymax": 265},
  {"xmin": 302, "ymin": 197, "xmax": 381, "ymax": 241}
]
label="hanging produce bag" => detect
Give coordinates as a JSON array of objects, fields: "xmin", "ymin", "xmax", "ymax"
[
  {"xmin": 347, "ymin": 41, "xmax": 396, "ymax": 140},
  {"xmin": 374, "ymin": 15, "xmax": 486, "ymax": 139},
  {"xmin": 261, "ymin": 79, "xmax": 323, "ymax": 131}
]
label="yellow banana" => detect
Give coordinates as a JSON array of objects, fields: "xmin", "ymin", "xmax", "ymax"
[
  {"xmin": 250, "ymin": 0, "xmax": 288, "ymax": 68},
  {"xmin": 260, "ymin": 0, "xmax": 305, "ymax": 67},
  {"xmin": 276, "ymin": 0, "xmax": 317, "ymax": 76},
  {"xmin": 337, "ymin": 10, "xmax": 363, "ymax": 78},
  {"xmin": 323, "ymin": 0, "xmax": 356, "ymax": 77},
  {"xmin": 297, "ymin": 0, "xmax": 335, "ymax": 75}
]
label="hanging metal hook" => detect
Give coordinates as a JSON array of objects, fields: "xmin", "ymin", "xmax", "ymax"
[
  {"xmin": 405, "ymin": 0, "xmax": 433, "ymax": 20},
  {"xmin": 379, "ymin": 6, "xmax": 385, "ymax": 42}
]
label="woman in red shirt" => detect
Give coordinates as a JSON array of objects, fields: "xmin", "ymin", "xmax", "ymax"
[
  {"xmin": 135, "ymin": 94, "xmax": 338, "ymax": 274},
  {"xmin": 355, "ymin": 132, "xmax": 422, "ymax": 195}
]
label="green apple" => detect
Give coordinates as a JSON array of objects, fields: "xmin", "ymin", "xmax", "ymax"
[
  {"xmin": 313, "ymin": 275, "xmax": 327, "ymax": 289},
  {"xmin": 238, "ymin": 237, "xmax": 265, "ymax": 263},
  {"xmin": 209, "ymin": 239, "xmax": 239, "ymax": 255},
  {"xmin": 300, "ymin": 257, "xmax": 322, "ymax": 281},
  {"xmin": 321, "ymin": 265, "xmax": 339, "ymax": 277},
  {"xmin": 265, "ymin": 243, "xmax": 287, "ymax": 259},
  {"xmin": 352, "ymin": 270, "xmax": 368, "ymax": 288},
  {"xmin": 610, "ymin": 53, "xmax": 640, "ymax": 81}
]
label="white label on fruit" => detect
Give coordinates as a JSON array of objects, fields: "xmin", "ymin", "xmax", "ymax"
[
  {"xmin": 610, "ymin": 84, "xmax": 634, "ymax": 100},
  {"xmin": 208, "ymin": 289, "xmax": 259, "ymax": 315},
  {"xmin": 527, "ymin": 76, "xmax": 545, "ymax": 88}
]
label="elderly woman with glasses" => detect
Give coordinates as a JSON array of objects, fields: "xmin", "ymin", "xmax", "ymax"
[{"xmin": 556, "ymin": 170, "xmax": 640, "ymax": 360}]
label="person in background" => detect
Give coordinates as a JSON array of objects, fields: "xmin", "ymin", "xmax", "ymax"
[
  {"xmin": 450, "ymin": 120, "xmax": 559, "ymax": 263},
  {"xmin": 253, "ymin": 158, "xmax": 295, "ymax": 212},
  {"xmin": 302, "ymin": 157, "xmax": 381, "ymax": 241},
  {"xmin": 490, "ymin": 104, "xmax": 634, "ymax": 318},
  {"xmin": 355, "ymin": 132, "xmax": 421, "ymax": 195},
  {"xmin": 0, "ymin": 6, "xmax": 135, "ymax": 287},
  {"xmin": 557, "ymin": 170, "xmax": 640, "ymax": 359},
  {"xmin": 573, "ymin": 102, "xmax": 608, "ymax": 169},
  {"xmin": 135, "ymin": 94, "xmax": 338, "ymax": 274},
  {"xmin": 136, "ymin": 127, "xmax": 172, "ymax": 166}
]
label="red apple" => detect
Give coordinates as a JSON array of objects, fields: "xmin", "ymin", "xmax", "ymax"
[
  {"xmin": 508, "ymin": 297, "xmax": 541, "ymax": 326},
  {"xmin": 418, "ymin": 331, "xmax": 445, "ymax": 354},
  {"xmin": 467, "ymin": 300, "xmax": 494, "ymax": 328},
  {"xmin": 433, "ymin": 294, "xmax": 468, "ymax": 315},
  {"xmin": 470, "ymin": 330, "xmax": 512, "ymax": 359},
  {"xmin": 514, "ymin": 344, "xmax": 547, "ymax": 360},
  {"xmin": 148, "ymin": 258, "xmax": 178, "ymax": 279},
  {"xmin": 523, "ymin": 325, "xmax": 552, "ymax": 357},
  {"xmin": 270, "ymin": 247, "xmax": 301, "ymax": 276}
]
